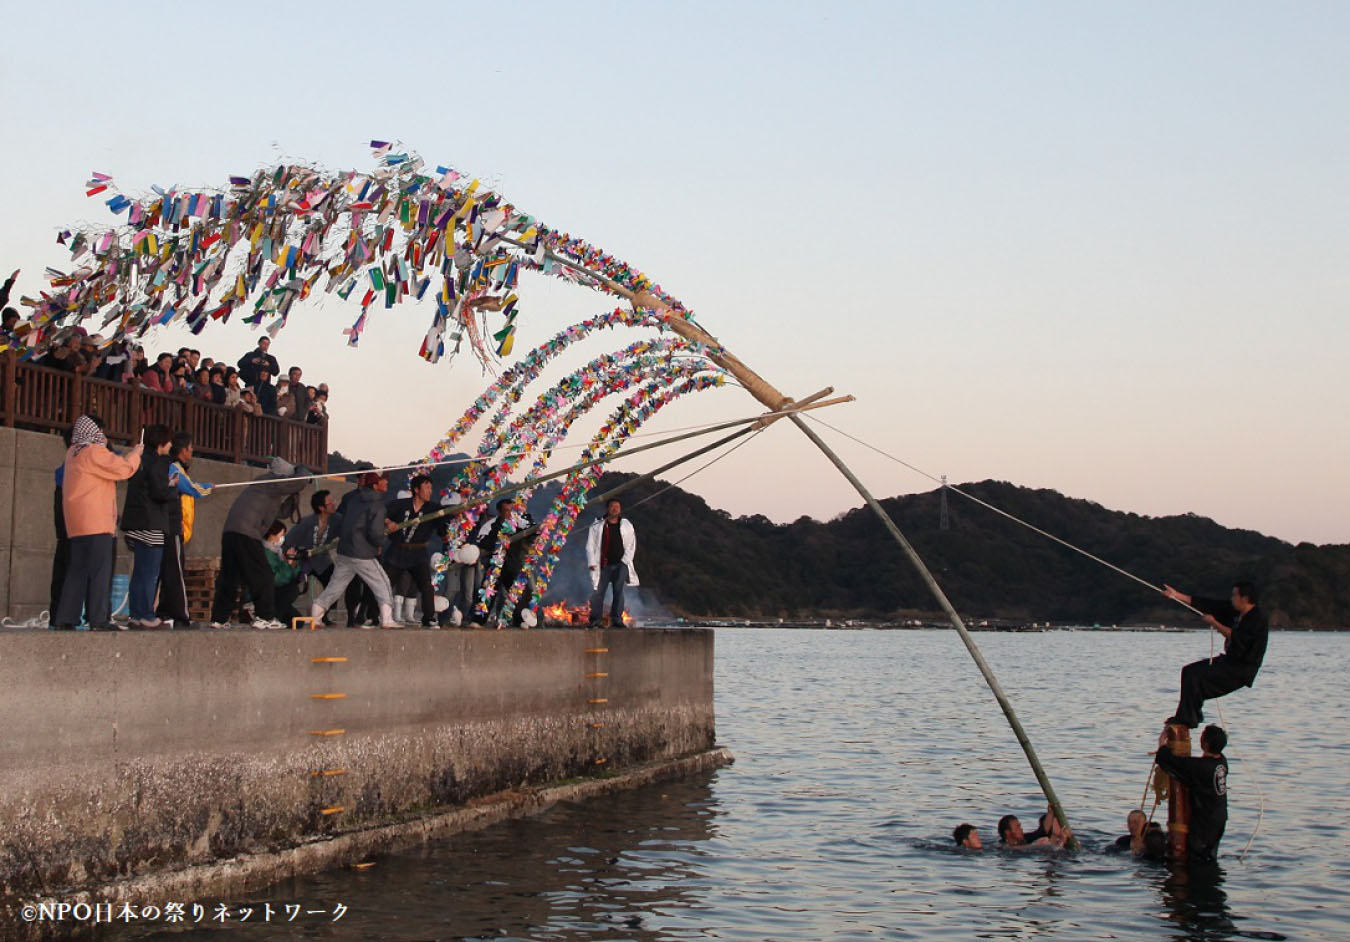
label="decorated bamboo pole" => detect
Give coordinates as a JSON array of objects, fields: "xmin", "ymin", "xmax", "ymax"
[
  {"xmin": 1164, "ymin": 722, "xmax": 1192, "ymax": 860},
  {"xmin": 628, "ymin": 288, "xmax": 1079, "ymax": 847}
]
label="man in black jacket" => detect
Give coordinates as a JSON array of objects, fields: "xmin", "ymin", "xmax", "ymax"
[
  {"xmin": 1162, "ymin": 580, "xmax": 1269, "ymax": 728},
  {"xmin": 237, "ymin": 336, "xmax": 279, "ymax": 388},
  {"xmin": 384, "ymin": 474, "xmax": 446, "ymax": 627},
  {"xmin": 1156, "ymin": 724, "xmax": 1228, "ymax": 864}
]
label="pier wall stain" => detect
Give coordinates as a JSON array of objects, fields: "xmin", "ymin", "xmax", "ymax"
[{"xmin": 0, "ymin": 628, "xmax": 715, "ymax": 922}]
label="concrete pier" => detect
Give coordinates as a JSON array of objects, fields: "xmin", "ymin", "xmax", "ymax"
[{"xmin": 0, "ymin": 627, "xmax": 723, "ymax": 931}]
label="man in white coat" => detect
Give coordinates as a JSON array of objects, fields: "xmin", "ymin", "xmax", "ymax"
[{"xmin": 586, "ymin": 499, "xmax": 637, "ymax": 627}]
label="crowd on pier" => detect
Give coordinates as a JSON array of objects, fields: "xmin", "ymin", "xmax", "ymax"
[{"xmin": 47, "ymin": 410, "xmax": 638, "ymax": 632}]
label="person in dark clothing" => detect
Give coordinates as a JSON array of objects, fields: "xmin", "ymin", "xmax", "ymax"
[
  {"xmin": 337, "ymin": 484, "xmax": 378, "ymax": 625},
  {"xmin": 384, "ymin": 474, "xmax": 447, "ymax": 627},
  {"xmin": 156, "ymin": 433, "xmax": 215, "ymax": 628},
  {"xmin": 120, "ymin": 424, "xmax": 175, "ymax": 628},
  {"xmin": 237, "ymin": 337, "xmax": 280, "ymax": 388},
  {"xmin": 255, "ymin": 367, "xmax": 278, "ymax": 415},
  {"xmin": 210, "ymin": 457, "xmax": 310, "ymax": 629},
  {"xmin": 287, "ymin": 367, "xmax": 310, "ymax": 421},
  {"xmin": 473, "ymin": 498, "xmax": 534, "ymax": 624},
  {"xmin": 1155, "ymin": 724, "xmax": 1229, "ymax": 864},
  {"xmin": 1162, "ymin": 581, "xmax": 1269, "ymax": 728},
  {"xmin": 311, "ymin": 472, "xmax": 398, "ymax": 628}
]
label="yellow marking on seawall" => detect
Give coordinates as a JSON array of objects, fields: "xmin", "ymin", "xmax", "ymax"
[
  {"xmin": 310, "ymin": 693, "xmax": 347, "ymax": 700},
  {"xmin": 309, "ymin": 769, "xmax": 347, "ymax": 777},
  {"xmin": 309, "ymin": 729, "xmax": 346, "ymax": 736},
  {"xmin": 587, "ymin": 698, "xmax": 608, "ymax": 705},
  {"xmin": 312, "ymin": 657, "xmax": 348, "ymax": 663},
  {"xmin": 319, "ymin": 806, "xmax": 346, "ymax": 815},
  {"xmin": 585, "ymin": 648, "xmax": 609, "ymax": 654},
  {"xmin": 586, "ymin": 672, "xmax": 609, "ymax": 678}
]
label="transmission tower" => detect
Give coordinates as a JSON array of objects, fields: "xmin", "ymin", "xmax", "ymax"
[{"xmin": 939, "ymin": 474, "xmax": 950, "ymax": 531}]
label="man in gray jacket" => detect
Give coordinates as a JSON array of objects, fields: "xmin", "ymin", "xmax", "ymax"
[
  {"xmin": 210, "ymin": 457, "xmax": 310, "ymax": 629},
  {"xmin": 311, "ymin": 471, "xmax": 399, "ymax": 629}
]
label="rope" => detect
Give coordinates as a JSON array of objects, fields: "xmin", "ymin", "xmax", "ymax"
[
  {"xmin": 803, "ymin": 414, "xmax": 1206, "ymax": 618},
  {"xmin": 625, "ymin": 428, "xmax": 766, "ymax": 512},
  {"xmin": 2, "ymin": 610, "xmax": 50, "ymax": 629},
  {"xmin": 804, "ymin": 414, "xmax": 1266, "ymax": 856},
  {"xmin": 210, "ymin": 403, "xmax": 839, "ymax": 491}
]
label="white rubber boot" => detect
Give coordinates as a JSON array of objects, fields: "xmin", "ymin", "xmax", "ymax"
[
  {"xmin": 379, "ymin": 603, "xmax": 399, "ymax": 629},
  {"xmin": 450, "ymin": 607, "xmax": 463, "ymax": 627},
  {"xmin": 310, "ymin": 602, "xmax": 326, "ymax": 623},
  {"xmin": 392, "ymin": 595, "xmax": 406, "ymax": 623},
  {"xmin": 404, "ymin": 597, "xmax": 419, "ymax": 624}
]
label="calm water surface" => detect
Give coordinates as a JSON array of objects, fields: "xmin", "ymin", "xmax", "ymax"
[{"xmin": 113, "ymin": 629, "xmax": 1349, "ymax": 940}]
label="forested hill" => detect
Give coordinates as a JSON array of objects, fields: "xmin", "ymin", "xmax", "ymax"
[
  {"xmin": 568, "ymin": 475, "xmax": 1349, "ymax": 627},
  {"xmin": 327, "ymin": 453, "xmax": 1348, "ymax": 626}
]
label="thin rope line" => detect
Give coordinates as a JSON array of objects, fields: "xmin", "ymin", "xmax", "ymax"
[
  {"xmin": 803, "ymin": 414, "xmax": 1205, "ymax": 618},
  {"xmin": 625, "ymin": 428, "xmax": 766, "ymax": 512},
  {"xmin": 211, "ymin": 405, "xmax": 805, "ymax": 490}
]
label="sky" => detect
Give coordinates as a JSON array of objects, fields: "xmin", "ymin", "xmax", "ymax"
[{"xmin": 2, "ymin": 1, "xmax": 1346, "ymax": 547}]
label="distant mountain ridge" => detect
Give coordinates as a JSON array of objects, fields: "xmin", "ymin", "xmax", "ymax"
[{"xmin": 330, "ymin": 453, "xmax": 1349, "ymax": 627}]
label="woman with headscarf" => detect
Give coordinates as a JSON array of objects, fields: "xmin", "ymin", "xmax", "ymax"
[{"xmin": 53, "ymin": 415, "xmax": 143, "ymax": 630}]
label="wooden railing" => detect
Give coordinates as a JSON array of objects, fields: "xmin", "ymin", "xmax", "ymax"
[{"xmin": 0, "ymin": 351, "xmax": 328, "ymax": 470}]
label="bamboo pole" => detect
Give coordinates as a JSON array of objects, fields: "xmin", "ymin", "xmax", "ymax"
[
  {"xmin": 1165, "ymin": 722, "xmax": 1191, "ymax": 860},
  {"xmin": 622, "ymin": 285, "xmax": 1079, "ymax": 847}
]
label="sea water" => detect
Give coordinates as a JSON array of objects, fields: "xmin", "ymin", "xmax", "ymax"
[{"xmin": 109, "ymin": 629, "xmax": 1347, "ymax": 940}]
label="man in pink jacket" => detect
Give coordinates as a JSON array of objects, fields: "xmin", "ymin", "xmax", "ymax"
[{"xmin": 53, "ymin": 415, "xmax": 143, "ymax": 630}]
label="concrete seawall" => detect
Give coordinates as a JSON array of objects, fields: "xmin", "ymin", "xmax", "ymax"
[{"xmin": 0, "ymin": 627, "xmax": 722, "ymax": 928}]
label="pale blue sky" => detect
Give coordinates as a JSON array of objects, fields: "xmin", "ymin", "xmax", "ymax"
[{"xmin": 3, "ymin": 1, "xmax": 1346, "ymax": 545}]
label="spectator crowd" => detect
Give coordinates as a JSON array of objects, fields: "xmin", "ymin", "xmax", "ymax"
[{"xmin": 32, "ymin": 334, "xmax": 331, "ymax": 425}]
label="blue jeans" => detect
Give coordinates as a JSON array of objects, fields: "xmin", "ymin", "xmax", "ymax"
[
  {"xmin": 128, "ymin": 540, "xmax": 165, "ymax": 621},
  {"xmin": 589, "ymin": 563, "xmax": 627, "ymax": 625}
]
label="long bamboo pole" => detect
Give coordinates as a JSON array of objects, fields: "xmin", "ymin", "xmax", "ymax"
[
  {"xmin": 619, "ymin": 285, "xmax": 1078, "ymax": 846},
  {"xmin": 789, "ymin": 415, "xmax": 1078, "ymax": 847}
]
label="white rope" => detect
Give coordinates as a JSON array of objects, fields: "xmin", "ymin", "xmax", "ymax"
[
  {"xmin": 625, "ymin": 428, "xmax": 767, "ymax": 512},
  {"xmin": 211, "ymin": 405, "xmax": 812, "ymax": 491},
  {"xmin": 804, "ymin": 414, "xmax": 1264, "ymax": 858},
  {"xmin": 803, "ymin": 414, "xmax": 1206, "ymax": 618},
  {"xmin": 2, "ymin": 610, "xmax": 51, "ymax": 629}
]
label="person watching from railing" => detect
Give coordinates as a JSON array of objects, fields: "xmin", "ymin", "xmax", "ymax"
[
  {"xmin": 306, "ymin": 389, "xmax": 328, "ymax": 425},
  {"xmin": 274, "ymin": 378, "xmax": 296, "ymax": 419},
  {"xmin": 1, "ymin": 307, "xmax": 22, "ymax": 349},
  {"xmin": 185, "ymin": 349, "xmax": 201, "ymax": 372},
  {"xmin": 141, "ymin": 352, "xmax": 174, "ymax": 393},
  {"xmin": 120, "ymin": 423, "xmax": 175, "ymax": 629},
  {"xmin": 237, "ymin": 387, "xmax": 261, "ymax": 416},
  {"xmin": 52, "ymin": 415, "xmax": 143, "ymax": 631},
  {"xmin": 119, "ymin": 344, "xmax": 146, "ymax": 383},
  {"xmin": 237, "ymin": 336, "xmax": 279, "ymax": 388},
  {"xmin": 41, "ymin": 331, "xmax": 89, "ymax": 373},
  {"xmin": 191, "ymin": 367, "xmax": 214, "ymax": 402},
  {"xmin": 287, "ymin": 367, "xmax": 309, "ymax": 420},
  {"xmin": 206, "ymin": 367, "xmax": 226, "ymax": 405},
  {"xmin": 223, "ymin": 371, "xmax": 243, "ymax": 408},
  {"xmin": 168, "ymin": 359, "xmax": 191, "ymax": 395},
  {"xmin": 255, "ymin": 367, "xmax": 277, "ymax": 415}
]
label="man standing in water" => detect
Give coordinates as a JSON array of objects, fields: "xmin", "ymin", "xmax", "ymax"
[
  {"xmin": 1161, "ymin": 580, "xmax": 1268, "ymax": 728},
  {"xmin": 1155, "ymin": 724, "xmax": 1229, "ymax": 864},
  {"xmin": 586, "ymin": 499, "xmax": 637, "ymax": 628}
]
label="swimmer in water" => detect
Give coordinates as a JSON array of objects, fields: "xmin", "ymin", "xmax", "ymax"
[{"xmin": 953, "ymin": 823, "xmax": 982, "ymax": 850}]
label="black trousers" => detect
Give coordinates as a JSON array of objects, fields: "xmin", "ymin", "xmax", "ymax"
[
  {"xmin": 211, "ymin": 532, "xmax": 275, "ymax": 623},
  {"xmin": 1175, "ymin": 656, "xmax": 1255, "ymax": 728},
  {"xmin": 384, "ymin": 557, "xmax": 436, "ymax": 625},
  {"xmin": 55, "ymin": 535, "xmax": 115, "ymax": 628},
  {"xmin": 156, "ymin": 532, "xmax": 190, "ymax": 624},
  {"xmin": 50, "ymin": 536, "xmax": 70, "ymax": 616},
  {"xmin": 275, "ymin": 580, "xmax": 302, "ymax": 622}
]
